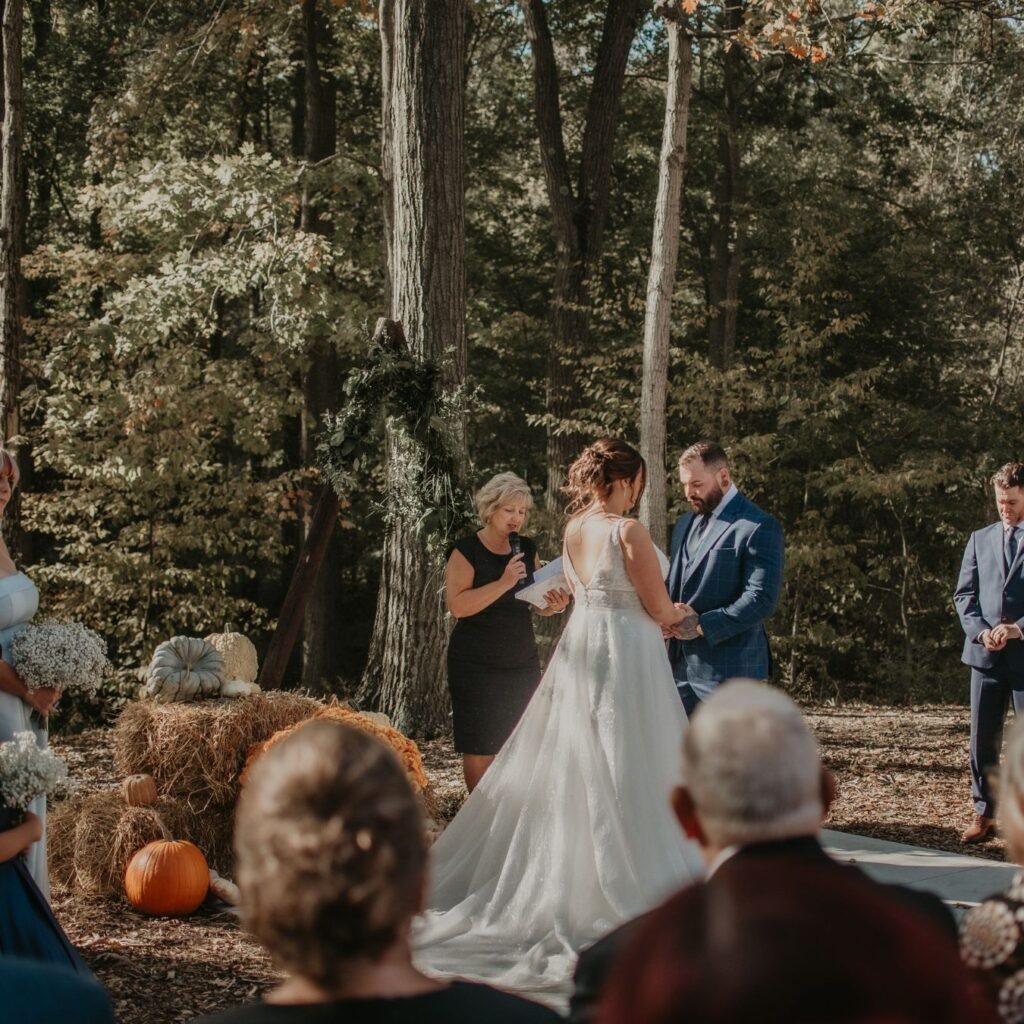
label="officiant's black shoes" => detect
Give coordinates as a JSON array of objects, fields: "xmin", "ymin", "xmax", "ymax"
[{"xmin": 961, "ymin": 815, "xmax": 996, "ymax": 844}]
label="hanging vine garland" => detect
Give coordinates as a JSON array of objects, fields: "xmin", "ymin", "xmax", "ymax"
[
  {"xmin": 318, "ymin": 318, "xmax": 475, "ymax": 557},
  {"xmin": 260, "ymin": 319, "xmax": 472, "ymax": 691}
]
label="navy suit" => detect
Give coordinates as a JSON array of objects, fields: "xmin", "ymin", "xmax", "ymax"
[
  {"xmin": 667, "ymin": 491, "xmax": 784, "ymax": 712},
  {"xmin": 954, "ymin": 521, "xmax": 1024, "ymax": 816}
]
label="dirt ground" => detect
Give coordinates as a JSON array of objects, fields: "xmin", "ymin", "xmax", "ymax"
[{"xmin": 47, "ymin": 703, "xmax": 999, "ymax": 1022}]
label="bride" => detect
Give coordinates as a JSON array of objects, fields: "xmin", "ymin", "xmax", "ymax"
[{"xmin": 413, "ymin": 438, "xmax": 704, "ymax": 1002}]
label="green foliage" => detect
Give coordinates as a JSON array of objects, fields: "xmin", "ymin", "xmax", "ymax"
[{"xmin": 11, "ymin": 0, "xmax": 1024, "ymax": 722}]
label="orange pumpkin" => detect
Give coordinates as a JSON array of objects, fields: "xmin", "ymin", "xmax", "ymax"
[
  {"xmin": 125, "ymin": 839, "xmax": 209, "ymax": 916},
  {"xmin": 121, "ymin": 773, "xmax": 158, "ymax": 807}
]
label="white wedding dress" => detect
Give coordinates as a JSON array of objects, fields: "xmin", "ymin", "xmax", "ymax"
[{"xmin": 413, "ymin": 518, "xmax": 703, "ymax": 1004}]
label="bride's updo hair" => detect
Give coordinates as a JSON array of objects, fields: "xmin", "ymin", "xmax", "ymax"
[{"xmin": 564, "ymin": 438, "xmax": 646, "ymax": 514}]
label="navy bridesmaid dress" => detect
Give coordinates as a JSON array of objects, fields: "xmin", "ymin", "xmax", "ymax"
[{"xmin": 0, "ymin": 805, "xmax": 92, "ymax": 976}]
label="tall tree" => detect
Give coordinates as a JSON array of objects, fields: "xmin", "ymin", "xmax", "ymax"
[
  {"xmin": 705, "ymin": 0, "xmax": 745, "ymax": 421},
  {"xmin": 639, "ymin": 4, "xmax": 694, "ymax": 546},
  {"xmin": 0, "ymin": 0, "xmax": 23, "ymax": 543},
  {"xmin": 298, "ymin": 0, "xmax": 344, "ymax": 691},
  {"xmin": 359, "ymin": 0, "xmax": 466, "ymax": 735},
  {"xmin": 519, "ymin": 0, "xmax": 649, "ymax": 506}
]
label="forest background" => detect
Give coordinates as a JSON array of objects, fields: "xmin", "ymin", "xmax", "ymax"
[{"xmin": 3, "ymin": 0, "xmax": 1021, "ymax": 731}]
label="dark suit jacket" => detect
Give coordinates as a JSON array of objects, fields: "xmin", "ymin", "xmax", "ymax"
[
  {"xmin": 568, "ymin": 836, "xmax": 957, "ymax": 1024},
  {"xmin": 954, "ymin": 521, "xmax": 1024, "ymax": 672},
  {"xmin": 666, "ymin": 492, "xmax": 784, "ymax": 689}
]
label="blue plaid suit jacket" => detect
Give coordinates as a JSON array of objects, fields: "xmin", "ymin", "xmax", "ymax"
[{"xmin": 666, "ymin": 491, "xmax": 784, "ymax": 695}]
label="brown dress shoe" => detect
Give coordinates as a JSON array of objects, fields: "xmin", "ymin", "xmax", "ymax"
[{"xmin": 961, "ymin": 815, "xmax": 996, "ymax": 843}]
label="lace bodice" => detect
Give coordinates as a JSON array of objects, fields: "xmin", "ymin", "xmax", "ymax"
[{"xmin": 564, "ymin": 518, "xmax": 669, "ymax": 612}]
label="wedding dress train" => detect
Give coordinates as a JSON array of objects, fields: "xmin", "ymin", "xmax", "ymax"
[{"xmin": 413, "ymin": 519, "xmax": 703, "ymax": 1003}]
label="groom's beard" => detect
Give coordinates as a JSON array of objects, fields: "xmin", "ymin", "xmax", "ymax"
[{"xmin": 691, "ymin": 483, "xmax": 725, "ymax": 515}]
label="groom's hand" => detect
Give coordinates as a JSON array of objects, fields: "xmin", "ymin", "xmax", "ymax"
[
  {"xmin": 993, "ymin": 623, "xmax": 1023, "ymax": 645},
  {"xmin": 981, "ymin": 629, "xmax": 1009, "ymax": 651},
  {"xmin": 671, "ymin": 603, "xmax": 702, "ymax": 641}
]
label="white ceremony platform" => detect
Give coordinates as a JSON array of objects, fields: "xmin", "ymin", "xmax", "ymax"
[{"xmin": 823, "ymin": 829, "xmax": 1017, "ymax": 917}]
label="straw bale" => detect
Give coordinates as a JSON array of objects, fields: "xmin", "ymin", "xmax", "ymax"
[
  {"xmin": 51, "ymin": 789, "xmax": 236, "ymax": 898},
  {"xmin": 48, "ymin": 793, "xmax": 86, "ymax": 889},
  {"xmin": 113, "ymin": 691, "xmax": 321, "ymax": 809}
]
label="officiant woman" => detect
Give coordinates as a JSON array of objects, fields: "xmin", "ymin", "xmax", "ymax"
[{"xmin": 445, "ymin": 472, "xmax": 569, "ymax": 792}]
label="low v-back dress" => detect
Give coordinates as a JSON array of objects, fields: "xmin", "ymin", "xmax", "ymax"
[
  {"xmin": 0, "ymin": 570, "xmax": 46, "ymax": 898},
  {"xmin": 413, "ymin": 519, "xmax": 703, "ymax": 1005}
]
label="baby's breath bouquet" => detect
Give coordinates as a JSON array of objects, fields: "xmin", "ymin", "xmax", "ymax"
[
  {"xmin": 0, "ymin": 731, "xmax": 68, "ymax": 815},
  {"xmin": 9, "ymin": 621, "xmax": 110, "ymax": 696}
]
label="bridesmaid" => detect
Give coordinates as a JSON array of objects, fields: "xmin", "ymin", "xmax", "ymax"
[
  {"xmin": 445, "ymin": 472, "xmax": 569, "ymax": 793},
  {"xmin": 0, "ymin": 450, "xmax": 57, "ymax": 898},
  {"xmin": 0, "ymin": 808, "xmax": 93, "ymax": 976}
]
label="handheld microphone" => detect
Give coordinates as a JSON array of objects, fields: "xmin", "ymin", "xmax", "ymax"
[{"xmin": 509, "ymin": 532, "xmax": 525, "ymax": 590}]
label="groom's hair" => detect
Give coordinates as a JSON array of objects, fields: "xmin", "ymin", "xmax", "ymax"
[
  {"xmin": 992, "ymin": 462, "xmax": 1024, "ymax": 490},
  {"xmin": 681, "ymin": 680, "xmax": 823, "ymax": 846},
  {"xmin": 679, "ymin": 441, "xmax": 728, "ymax": 469}
]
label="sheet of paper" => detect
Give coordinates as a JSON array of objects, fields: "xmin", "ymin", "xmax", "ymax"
[{"xmin": 515, "ymin": 557, "xmax": 570, "ymax": 609}]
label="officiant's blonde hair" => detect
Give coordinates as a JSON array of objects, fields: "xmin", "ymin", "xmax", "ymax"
[
  {"xmin": 682, "ymin": 680, "xmax": 824, "ymax": 846},
  {"xmin": 474, "ymin": 472, "xmax": 534, "ymax": 526}
]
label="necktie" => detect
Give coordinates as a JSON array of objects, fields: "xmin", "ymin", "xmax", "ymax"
[
  {"xmin": 1007, "ymin": 526, "xmax": 1020, "ymax": 572},
  {"xmin": 688, "ymin": 515, "xmax": 709, "ymax": 560}
]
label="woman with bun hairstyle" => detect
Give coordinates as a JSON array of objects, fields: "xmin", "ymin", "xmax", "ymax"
[
  {"xmin": 193, "ymin": 722, "xmax": 559, "ymax": 1024},
  {"xmin": 445, "ymin": 472, "xmax": 570, "ymax": 794},
  {"xmin": 416, "ymin": 439, "xmax": 703, "ymax": 1003}
]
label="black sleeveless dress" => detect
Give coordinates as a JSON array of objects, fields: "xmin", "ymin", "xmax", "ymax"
[{"xmin": 446, "ymin": 534, "xmax": 543, "ymax": 755}]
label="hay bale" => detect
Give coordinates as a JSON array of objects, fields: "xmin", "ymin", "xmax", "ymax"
[
  {"xmin": 113, "ymin": 691, "xmax": 321, "ymax": 809},
  {"xmin": 184, "ymin": 801, "xmax": 235, "ymax": 876},
  {"xmin": 72, "ymin": 791, "xmax": 182, "ymax": 896},
  {"xmin": 48, "ymin": 793, "xmax": 87, "ymax": 889},
  {"xmin": 53, "ymin": 789, "xmax": 236, "ymax": 898}
]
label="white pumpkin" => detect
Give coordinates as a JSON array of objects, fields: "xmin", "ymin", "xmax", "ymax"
[
  {"xmin": 208, "ymin": 869, "xmax": 240, "ymax": 906},
  {"xmin": 204, "ymin": 625, "xmax": 258, "ymax": 684},
  {"xmin": 219, "ymin": 679, "xmax": 261, "ymax": 699},
  {"xmin": 145, "ymin": 636, "xmax": 226, "ymax": 703}
]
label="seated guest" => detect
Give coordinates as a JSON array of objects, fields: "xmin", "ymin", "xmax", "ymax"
[
  {"xmin": 0, "ymin": 809, "xmax": 93, "ymax": 976},
  {"xmin": 961, "ymin": 713, "xmax": 1024, "ymax": 1020},
  {"xmin": 570, "ymin": 680, "xmax": 956, "ymax": 1024},
  {"xmin": 599, "ymin": 861, "xmax": 996, "ymax": 1024},
  {"xmin": 193, "ymin": 721, "xmax": 559, "ymax": 1024},
  {"xmin": 0, "ymin": 957, "xmax": 114, "ymax": 1023}
]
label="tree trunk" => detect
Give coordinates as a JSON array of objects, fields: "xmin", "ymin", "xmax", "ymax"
[
  {"xmin": 298, "ymin": 0, "xmax": 344, "ymax": 692},
  {"xmin": 0, "ymin": 0, "xmax": 24, "ymax": 549},
  {"xmin": 519, "ymin": 0, "xmax": 648, "ymax": 508},
  {"xmin": 639, "ymin": 8, "xmax": 693, "ymax": 548},
  {"xmin": 359, "ymin": 0, "xmax": 466, "ymax": 737},
  {"xmin": 707, "ymin": 0, "xmax": 744, "ymax": 418},
  {"xmin": 379, "ymin": 0, "xmax": 395, "ymax": 312}
]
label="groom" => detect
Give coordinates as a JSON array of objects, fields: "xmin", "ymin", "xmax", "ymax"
[{"xmin": 667, "ymin": 442, "xmax": 785, "ymax": 715}]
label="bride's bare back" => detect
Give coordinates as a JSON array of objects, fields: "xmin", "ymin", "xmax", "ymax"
[
  {"xmin": 564, "ymin": 513, "xmax": 622, "ymax": 587},
  {"xmin": 565, "ymin": 513, "xmax": 683, "ymax": 627}
]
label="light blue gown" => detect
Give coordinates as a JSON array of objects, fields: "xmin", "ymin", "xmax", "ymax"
[{"xmin": 0, "ymin": 571, "xmax": 45, "ymax": 898}]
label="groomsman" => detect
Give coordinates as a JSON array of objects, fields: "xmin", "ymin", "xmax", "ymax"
[
  {"xmin": 954, "ymin": 462, "xmax": 1024, "ymax": 843},
  {"xmin": 666, "ymin": 442, "xmax": 785, "ymax": 716}
]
